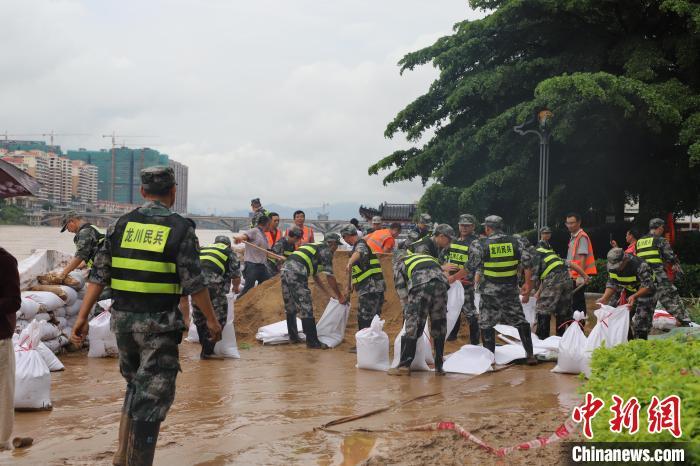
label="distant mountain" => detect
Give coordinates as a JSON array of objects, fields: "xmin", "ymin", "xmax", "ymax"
[{"xmin": 191, "ymin": 202, "xmax": 364, "ymax": 220}]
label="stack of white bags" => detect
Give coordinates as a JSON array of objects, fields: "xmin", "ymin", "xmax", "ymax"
[{"xmin": 12, "ymin": 320, "xmax": 58, "ymax": 410}]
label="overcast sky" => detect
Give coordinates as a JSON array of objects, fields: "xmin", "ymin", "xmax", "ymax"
[{"xmin": 1, "ymin": 0, "xmax": 483, "ymax": 214}]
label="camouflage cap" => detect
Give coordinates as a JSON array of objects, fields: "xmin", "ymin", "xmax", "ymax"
[
  {"xmin": 371, "ymin": 216, "xmax": 382, "ymax": 224},
  {"xmin": 419, "ymin": 213, "xmax": 432, "ymax": 224},
  {"xmin": 482, "ymin": 215, "xmax": 504, "ymax": 229},
  {"xmin": 141, "ymin": 166, "xmax": 176, "ymax": 191},
  {"xmin": 406, "ymin": 230, "xmax": 420, "ymax": 242},
  {"xmin": 539, "ymin": 226, "xmax": 552, "ymax": 234},
  {"xmin": 59, "ymin": 211, "xmax": 80, "ymax": 232},
  {"xmin": 324, "ymin": 232, "xmax": 342, "ymax": 243},
  {"xmin": 287, "ymin": 225, "xmax": 303, "ymax": 238},
  {"xmin": 606, "ymin": 247, "xmax": 625, "ymax": 271},
  {"xmin": 340, "ymin": 224, "xmax": 358, "ymax": 237},
  {"xmin": 214, "ymin": 235, "xmax": 231, "ymax": 247},
  {"xmin": 458, "ymin": 214, "xmax": 477, "ymax": 225},
  {"xmin": 649, "ymin": 218, "xmax": 665, "ymax": 229},
  {"xmin": 251, "ymin": 198, "xmax": 261, "ymax": 206},
  {"xmin": 433, "ymin": 223, "xmax": 455, "ymax": 239}
]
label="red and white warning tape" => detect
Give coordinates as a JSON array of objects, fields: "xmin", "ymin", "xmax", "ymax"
[{"xmin": 408, "ymin": 417, "xmax": 578, "ymax": 457}]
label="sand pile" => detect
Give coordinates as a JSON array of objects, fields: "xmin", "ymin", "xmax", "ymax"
[{"xmin": 234, "ymin": 251, "xmax": 406, "ymax": 345}]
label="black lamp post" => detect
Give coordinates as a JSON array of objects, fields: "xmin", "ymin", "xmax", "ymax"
[{"xmin": 514, "ymin": 109, "xmax": 553, "ymax": 231}]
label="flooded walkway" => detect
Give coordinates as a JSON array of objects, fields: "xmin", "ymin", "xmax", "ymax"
[{"xmin": 9, "ymin": 342, "xmax": 582, "ymax": 465}]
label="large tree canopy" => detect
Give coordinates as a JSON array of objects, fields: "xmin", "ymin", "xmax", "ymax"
[{"xmin": 370, "ymin": 0, "xmax": 700, "ymax": 229}]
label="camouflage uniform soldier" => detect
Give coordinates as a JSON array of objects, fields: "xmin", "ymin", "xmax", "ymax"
[
  {"xmin": 389, "ymin": 250, "xmax": 449, "ymax": 376},
  {"xmin": 533, "ymin": 227, "xmax": 590, "ymax": 339},
  {"xmin": 412, "ymin": 213, "xmax": 433, "ymax": 240},
  {"xmin": 635, "ymin": 218, "xmax": 691, "ymax": 326},
  {"xmin": 408, "ymin": 223, "xmax": 454, "ymax": 259},
  {"xmin": 466, "ymin": 215, "xmax": 537, "ymax": 364},
  {"xmin": 58, "ymin": 211, "xmax": 108, "ymax": 298},
  {"xmin": 341, "ymin": 224, "xmax": 386, "ymax": 352},
  {"xmin": 70, "ymin": 166, "xmax": 222, "ymax": 466},
  {"xmin": 443, "ymin": 214, "xmax": 479, "ymax": 343},
  {"xmin": 280, "ymin": 233, "xmax": 347, "ymax": 349},
  {"xmin": 192, "ymin": 235, "xmax": 241, "ymax": 359},
  {"xmin": 597, "ymin": 248, "xmax": 656, "ymax": 339},
  {"xmin": 267, "ymin": 226, "xmax": 303, "ymax": 276}
]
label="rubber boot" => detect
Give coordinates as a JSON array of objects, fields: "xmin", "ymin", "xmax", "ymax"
[
  {"xmin": 126, "ymin": 420, "xmax": 160, "ymax": 466},
  {"xmin": 468, "ymin": 316, "xmax": 480, "ymax": 345},
  {"xmin": 518, "ymin": 324, "xmax": 538, "ymax": 365},
  {"xmin": 112, "ymin": 413, "xmax": 131, "ymax": 466},
  {"xmin": 302, "ymin": 318, "xmax": 328, "ymax": 349},
  {"xmin": 536, "ymin": 314, "xmax": 551, "ymax": 340},
  {"xmin": 447, "ymin": 315, "xmax": 460, "ymax": 341},
  {"xmin": 387, "ymin": 336, "xmax": 416, "ymax": 376},
  {"xmin": 286, "ymin": 314, "xmax": 302, "ymax": 344},
  {"xmin": 434, "ymin": 337, "xmax": 446, "ymax": 376},
  {"xmin": 481, "ymin": 328, "xmax": 496, "ymax": 354}
]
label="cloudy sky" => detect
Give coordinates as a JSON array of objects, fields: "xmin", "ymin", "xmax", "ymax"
[{"xmin": 1, "ymin": 0, "xmax": 483, "ymax": 214}]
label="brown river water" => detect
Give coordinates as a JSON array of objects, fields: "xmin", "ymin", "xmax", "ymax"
[{"xmin": 0, "ymin": 225, "xmax": 585, "ymax": 465}]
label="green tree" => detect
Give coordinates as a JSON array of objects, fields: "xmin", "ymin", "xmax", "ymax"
[
  {"xmin": 0, "ymin": 200, "xmax": 29, "ymax": 225},
  {"xmin": 370, "ymin": 0, "xmax": 700, "ymax": 229}
]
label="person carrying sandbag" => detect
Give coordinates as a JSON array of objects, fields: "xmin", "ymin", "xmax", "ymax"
[{"xmin": 70, "ymin": 166, "xmax": 222, "ymax": 466}]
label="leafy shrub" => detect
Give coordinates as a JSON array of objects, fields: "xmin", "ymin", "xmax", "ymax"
[{"xmin": 581, "ymin": 335, "xmax": 699, "ymax": 460}]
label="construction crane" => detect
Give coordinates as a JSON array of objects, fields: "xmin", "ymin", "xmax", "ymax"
[
  {"xmin": 101, "ymin": 132, "xmax": 155, "ymax": 202},
  {"xmin": 41, "ymin": 131, "xmax": 90, "ymax": 146}
]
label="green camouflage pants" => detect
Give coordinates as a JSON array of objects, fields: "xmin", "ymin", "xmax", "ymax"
[
  {"xmin": 631, "ymin": 295, "xmax": 656, "ymax": 335},
  {"xmin": 117, "ymin": 330, "xmax": 182, "ymax": 422},
  {"xmin": 404, "ymin": 279, "xmax": 448, "ymax": 342},
  {"xmin": 479, "ymin": 281, "xmax": 528, "ymax": 330},
  {"xmin": 281, "ymin": 269, "xmax": 314, "ymax": 319},
  {"xmin": 461, "ymin": 285, "xmax": 477, "ymax": 319},
  {"xmin": 652, "ymin": 269, "xmax": 690, "ymax": 323},
  {"xmin": 536, "ymin": 273, "xmax": 573, "ymax": 319},
  {"xmin": 358, "ymin": 291, "xmax": 384, "ymax": 321},
  {"xmin": 192, "ymin": 285, "xmax": 228, "ymax": 354}
]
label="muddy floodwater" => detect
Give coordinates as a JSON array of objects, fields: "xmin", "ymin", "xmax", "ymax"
[{"xmin": 7, "ymin": 342, "xmax": 583, "ymax": 465}]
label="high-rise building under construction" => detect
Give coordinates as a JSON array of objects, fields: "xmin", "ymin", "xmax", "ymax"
[{"xmin": 66, "ymin": 147, "xmax": 170, "ymax": 205}]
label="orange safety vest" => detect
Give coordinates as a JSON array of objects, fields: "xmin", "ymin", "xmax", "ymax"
[
  {"xmin": 569, "ymin": 230, "xmax": 597, "ymax": 278},
  {"xmin": 365, "ymin": 229, "xmax": 395, "ymax": 253},
  {"xmin": 287, "ymin": 225, "xmax": 314, "ymax": 246},
  {"xmin": 265, "ymin": 229, "xmax": 282, "ymax": 247}
]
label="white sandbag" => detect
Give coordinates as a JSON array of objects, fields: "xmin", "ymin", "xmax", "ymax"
[
  {"xmin": 494, "ymin": 344, "xmax": 547, "ymax": 365},
  {"xmin": 422, "ymin": 322, "xmax": 434, "ymax": 365},
  {"xmin": 212, "ymin": 294, "xmax": 240, "ymax": 358},
  {"xmin": 14, "ymin": 346, "xmax": 52, "ymax": 410},
  {"xmin": 77, "ymin": 288, "xmax": 87, "ymax": 299},
  {"xmin": 54, "ymin": 307, "xmax": 66, "ymax": 318},
  {"xmin": 582, "ymin": 305, "xmax": 629, "ymax": 377},
  {"xmin": 356, "ymin": 315, "xmax": 390, "ymax": 371},
  {"xmin": 54, "ymin": 317, "xmax": 67, "ymax": 329},
  {"xmin": 256, "ymin": 319, "xmax": 306, "ymax": 345},
  {"xmin": 185, "ymin": 320, "xmax": 199, "ymax": 343},
  {"xmin": 17, "ymin": 297, "xmax": 43, "ymax": 320},
  {"xmin": 445, "ymin": 282, "xmax": 465, "ymax": 341},
  {"xmin": 494, "ymin": 324, "xmax": 541, "ymax": 345},
  {"xmin": 551, "ymin": 311, "xmax": 587, "ymax": 374},
  {"xmin": 443, "ymin": 344, "xmax": 494, "ymax": 375},
  {"xmin": 38, "ymin": 320, "xmax": 62, "ymax": 341},
  {"xmin": 59, "ymin": 286, "xmax": 78, "ymax": 305},
  {"xmin": 97, "ymin": 299, "xmax": 113, "ymax": 311},
  {"xmin": 66, "ymin": 300, "xmax": 81, "ymax": 317},
  {"xmin": 34, "ymin": 313, "xmax": 51, "ymax": 322},
  {"xmin": 21, "ymin": 291, "xmax": 64, "ymax": 311},
  {"xmin": 38, "ymin": 340, "xmax": 64, "ymax": 366},
  {"xmin": 534, "ymin": 335, "xmax": 562, "ymax": 352},
  {"xmin": 520, "ymin": 295, "xmax": 537, "ymax": 325},
  {"xmin": 67, "ymin": 271, "xmax": 86, "ymax": 289},
  {"xmin": 88, "ymin": 333, "xmax": 118, "ymax": 358},
  {"xmin": 653, "ymin": 310, "xmax": 677, "ymax": 331},
  {"xmin": 391, "ymin": 323, "xmax": 431, "ymax": 371},
  {"xmin": 88, "ymin": 311, "xmax": 113, "ymax": 342},
  {"xmin": 317, "ymin": 298, "xmax": 350, "ymax": 348}
]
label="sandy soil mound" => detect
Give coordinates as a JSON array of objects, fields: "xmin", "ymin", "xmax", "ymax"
[{"xmin": 235, "ymin": 251, "xmax": 406, "ymax": 344}]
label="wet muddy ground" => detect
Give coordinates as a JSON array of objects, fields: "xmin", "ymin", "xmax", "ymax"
[{"xmin": 7, "ymin": 338, "xmax": 583, "ymax": 466}]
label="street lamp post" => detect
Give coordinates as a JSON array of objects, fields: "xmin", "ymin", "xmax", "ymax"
[{"xmin": 514, "ymin": 109, "xmax": 553, "ymax": 232}]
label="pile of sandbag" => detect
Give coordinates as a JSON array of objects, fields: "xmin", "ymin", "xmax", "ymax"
[{"xmin": 87, "ymin": 303, "xmax": 119, "ymax": 358}]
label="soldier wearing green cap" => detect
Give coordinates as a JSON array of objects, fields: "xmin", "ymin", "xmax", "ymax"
[
  {"xmin": 268, "ymin": 225, "xmax": 303, "ymax": 276},
  {"xmin": 341, "ymin": 224, "xmax": 386, "ymax": 351},
  {"xmin": 408, "ymin": 223, "xmax": 453, "ymax": 259},
  {"xmin": 442, "ymin": 214, "xmax": 480, "ymax": 343},
  {"xmin": 466, "ymin": 215, "xmax": 537, "ymax": 364},
  {"xmin": 192, "ymin": 235, "xmax": 241, "ymax": 359},
  {"xmin": 57, "ymin": 211, "xmax": 105, "ymax": 282},
  {"xmin": 597, "ymin": 248, "xmax": 656, "ymax": 339},
  {"xmin": 634, "ymin": 218, "xmax": 691, "ymax": 326},
  {"xmin": 411, "ymin": 213, "xmax": 432, "ymax": 240},
  {"xmin": 70, "ymin": 165, "xmax": 222, "ymax": 466},
  {"xmin": 280, "ymin": 233, "xmax": 347, "ymax": 349}
]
